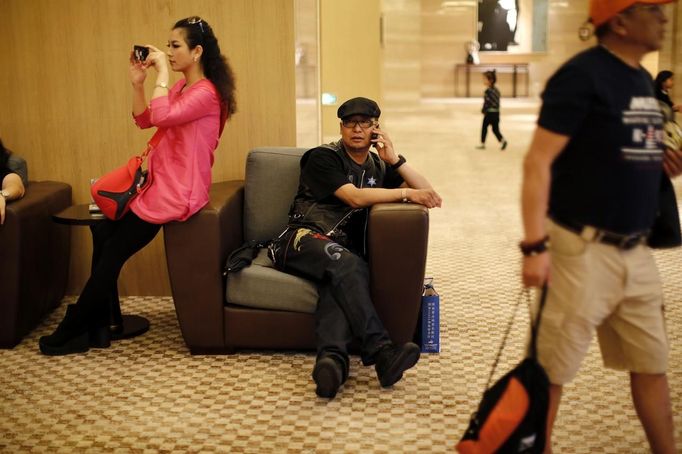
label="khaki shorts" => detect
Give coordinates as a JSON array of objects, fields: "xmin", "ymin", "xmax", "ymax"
[{"xmin": 534, "ymin": 221, "xmax": 669, "ymax": 385}]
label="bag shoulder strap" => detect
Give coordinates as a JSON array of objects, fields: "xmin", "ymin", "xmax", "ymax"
[
  {"xmin": 140, "ymin": 128, "xmax": 167, "ymax": 160},
  {"xmin": 485, "ymin": 285, "xmax": 548, "ymax": 390}
]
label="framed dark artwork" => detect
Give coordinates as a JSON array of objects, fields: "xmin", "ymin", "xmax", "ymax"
[
  {"xmin": 478, "ymin": 0, "xmax": 519, "ymax": 51},
  {"xmin": 477, "ymin": 0, "xmax": 547, "ymax": 53}
]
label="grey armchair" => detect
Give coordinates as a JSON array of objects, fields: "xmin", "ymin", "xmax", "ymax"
[{"xmin": 164, "ymin": 147, "xmax": 429, "ymax": 354}]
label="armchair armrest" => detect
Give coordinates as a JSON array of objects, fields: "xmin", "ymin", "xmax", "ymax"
[
  {"xmin": 163, "ymin": 180, "xmax": 244, "ymax": 353},
  {"xmin": 368, "ymin": 203, "xmax": 429, "ymax": 344},
  {"xmin": 0, "ymin": 181, "xmax": 71, "ymax": 347}
]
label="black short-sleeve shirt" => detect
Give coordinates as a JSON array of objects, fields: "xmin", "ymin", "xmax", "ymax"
[
  {"xmin": 538, "ymin": 46, "xmax": 664, "ymax": 234},
  {"xmin": 299, "ymin": 146, "xmax": 404, "ymax": 249},
  {"xmin": 301, "ymin": 147, "xmax": 404, "ymax": 202}
]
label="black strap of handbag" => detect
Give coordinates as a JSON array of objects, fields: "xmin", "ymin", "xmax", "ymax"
[{"xmin": 484, "ymin": 285, "xmax": 548, "ymax": 390}]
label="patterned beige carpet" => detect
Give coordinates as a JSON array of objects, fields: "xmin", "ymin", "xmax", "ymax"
[{"xmin": 1, "ymin": 99, "xmax": 681, "ymax": 453}]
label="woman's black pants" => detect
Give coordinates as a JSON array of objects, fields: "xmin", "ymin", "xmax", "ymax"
[{"xmin": 75, "ymin": 211, "xmax": 161, "ymax": 325}]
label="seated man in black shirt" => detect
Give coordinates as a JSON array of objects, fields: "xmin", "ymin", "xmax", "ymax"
[{"xmin": 270, "ymin": 97, "xmax": 442, "ymax": 398}]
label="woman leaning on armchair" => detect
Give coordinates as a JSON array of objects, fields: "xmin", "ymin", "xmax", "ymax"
[
  {"xmin": 0, "ymin": 139, "xmax": 26, "ymax": 225},
  {"xmin": 39, "ymin": 16, "xmax": 237, "ymax": 356}
]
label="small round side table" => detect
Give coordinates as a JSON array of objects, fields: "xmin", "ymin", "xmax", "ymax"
[{"xmin": 52, "ymin": 204, "xmax": 150, "ymax": 340}]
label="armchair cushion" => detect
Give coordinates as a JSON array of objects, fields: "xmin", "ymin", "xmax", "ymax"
[
  {"xmin": 244, "ymin": 148, "xmax": 305, "ymax": 242},
  {"xmin": 226, "ymin": 147, "xmax": 319, "ymax": 314},
  {"xmin": 226, "ymin": 249, "xmax": 318, "ymax": 314}
]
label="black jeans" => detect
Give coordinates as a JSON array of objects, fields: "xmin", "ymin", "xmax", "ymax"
[
  {"xmin": 75, "ymin": 211, "xmax": 161, "ymax": 324},
  {"xmin": 271, "ymin": 227, "xmax": 392, "ymax": 371},
  {"xmin": 481, "ymin": 112, "xmax": 504, "ymax": 143}
]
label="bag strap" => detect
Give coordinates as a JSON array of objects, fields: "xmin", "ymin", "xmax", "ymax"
[
  {"xmin": 484, "ymin": 285, "xmax": 548, "ymax": 390},
  {"xmin": 529, "ymin": 284, "xmax": 548, "ymax": 360},
  {"xmin": 140, "ymin": 128, "xmax": 166, "ymax": 160}
]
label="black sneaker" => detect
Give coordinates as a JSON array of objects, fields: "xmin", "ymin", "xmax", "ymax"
[
  {"xmin": 375, "ymin": 342, "xmax": 421, "ymax": 388},
  {"xmin": 501, "ymin": 140, "xmax": 508, "ymax": 150},
  {"xmin": 312, "ymin": 357, "xmax": 344, "ymax": 398}
]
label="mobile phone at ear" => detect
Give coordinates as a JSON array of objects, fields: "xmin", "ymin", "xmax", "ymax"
[
  {"xmin": 371, "ymin": 124, "xmax": 380, "ymax": 141},
  {"xmin": 133, "ymin": 45, "xmax": 149, "ymax": 62}
]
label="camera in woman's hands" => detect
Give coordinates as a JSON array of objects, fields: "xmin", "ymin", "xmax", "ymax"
[{"xmin": 133, "ymin": 45, "xmax": 149, "ymax": 62}]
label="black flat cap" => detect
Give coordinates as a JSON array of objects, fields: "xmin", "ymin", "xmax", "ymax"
[{"xmin": 337, "ymin": 97, "xmax": 381, "ymax": 119}]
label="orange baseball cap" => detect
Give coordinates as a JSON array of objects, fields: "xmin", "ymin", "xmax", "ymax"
[{"xmin": 590, "ymin": 0, "xmax": 674, "ymax": 27}]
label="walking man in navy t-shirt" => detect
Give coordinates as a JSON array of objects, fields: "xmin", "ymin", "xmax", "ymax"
[{"xmin": 520, "ymin": 0, "xmax": 679, "ymax": 452}]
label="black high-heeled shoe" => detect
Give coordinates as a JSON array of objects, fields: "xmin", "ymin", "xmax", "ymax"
[{"xmin": 39, "ymin": 304, "xmax": 91, "ymax": 355}]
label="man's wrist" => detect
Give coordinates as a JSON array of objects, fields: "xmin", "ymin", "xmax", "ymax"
[
  {"xmin": 391, "ymin": 154, "xmax": 406, "ymax": 170},
  {"xmin": 519, "ymin": 235, "xmax": 549, "ymax": 256}
]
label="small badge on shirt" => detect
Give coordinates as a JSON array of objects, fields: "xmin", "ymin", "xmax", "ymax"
[{"xmin": 367, "ymin": 176, "xmax": 377, "ymax": 187}]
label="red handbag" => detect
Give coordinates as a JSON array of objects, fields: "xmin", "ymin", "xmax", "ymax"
[{"xmin": 91, "ymin": 129, "xmax": 164, "ymax": 220}]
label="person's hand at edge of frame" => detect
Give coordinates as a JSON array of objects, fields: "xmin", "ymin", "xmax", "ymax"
[{"xmin": 663, "ymin": 147, "xmax": 682, "ymax": 178}]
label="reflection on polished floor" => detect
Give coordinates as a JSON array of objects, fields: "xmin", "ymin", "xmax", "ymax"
[{"xmin": 1, "ymin": 98, "xmax": 681, "ymax": 452}]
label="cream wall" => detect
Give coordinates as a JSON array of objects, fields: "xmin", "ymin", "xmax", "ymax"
[
  {"xmin": 415, "ymin": 0, "xmax": 594, "ymax": 99},
  {"xmin": 320, "ymin": 0, "xmax": 382, "ymax": 139},
  {"xmin": 383, "ymin": 1, "xmax": 680, "ymax": 101},
  {"xmin": 0, "ymin": 0, "xmax": 296, "ymax": 296},
  {"xmin": 382, "ymin": 0, "xmax": 422, "ymax": 106}
]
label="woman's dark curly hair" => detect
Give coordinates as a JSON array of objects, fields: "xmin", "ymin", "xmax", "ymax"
[
  {"xmin": 655, "ymin": 70, "xmax": 674, "ymax": 92},
  {"xmin": 484, "ymin": 70, "xmax": 497, "ymax": 85},
  {"xmin": 173, "ymin": 17, "xmax": 237, "ymax": 116}
]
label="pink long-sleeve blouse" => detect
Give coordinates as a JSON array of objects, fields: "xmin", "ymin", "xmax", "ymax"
[{"xmin": 130, "ymin": 78, "xmax": 222, "ymax": 224}]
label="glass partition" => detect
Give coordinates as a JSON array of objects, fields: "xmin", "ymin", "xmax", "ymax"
[{"xmin": 295, "ymin": 0, "xmax": 321, "ymax": 147}]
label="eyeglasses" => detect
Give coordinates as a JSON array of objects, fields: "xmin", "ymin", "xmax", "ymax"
[
  {"xmin": 187, "ymin": 16, "xmax": 205, "ymax": 34},
  {"xmin": 341, "ymin": 119, "xmax": 376, "ymax": 129}
]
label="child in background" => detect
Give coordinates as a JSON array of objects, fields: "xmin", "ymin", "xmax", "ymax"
[{"xmin": 476, "ymin": 70, "xmax": 508, "ymax": 150}]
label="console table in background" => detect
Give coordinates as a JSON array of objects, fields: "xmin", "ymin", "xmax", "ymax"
[{"xmin": 455, "ymin": 63, "xmax": 530, "ymax": 98}]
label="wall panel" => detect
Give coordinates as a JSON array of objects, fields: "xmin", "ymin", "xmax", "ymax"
[
  {"xmin": 0, "ymin": 0, "xmax": 296, "ymax": 296},
  {"xmin": 320, "ymin": 0, "xmax": 381, "ymax": 139}
]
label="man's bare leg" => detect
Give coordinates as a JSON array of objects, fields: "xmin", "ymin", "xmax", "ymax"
[
  {"xmin": 544, "ymin": 383, "xmax": 563, "ymax": 454},
  {"xmin": 630, "ymin": 372, "xmax": 676, "ymax": 454}
]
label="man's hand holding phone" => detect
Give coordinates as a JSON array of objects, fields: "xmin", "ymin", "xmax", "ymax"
[{"xmin": 371, "ymin": 127, "xmax": 400, "ymax": 165}]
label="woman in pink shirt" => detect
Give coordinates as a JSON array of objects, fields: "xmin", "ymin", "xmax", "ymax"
[{"xmin": 40, "ymin": 16, "xmax": 236, "ymax": 356}]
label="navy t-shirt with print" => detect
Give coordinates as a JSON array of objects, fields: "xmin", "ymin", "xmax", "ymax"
[{"xmin": 539, "ymin": 46, "xmax": 664, "ymax": 235}]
